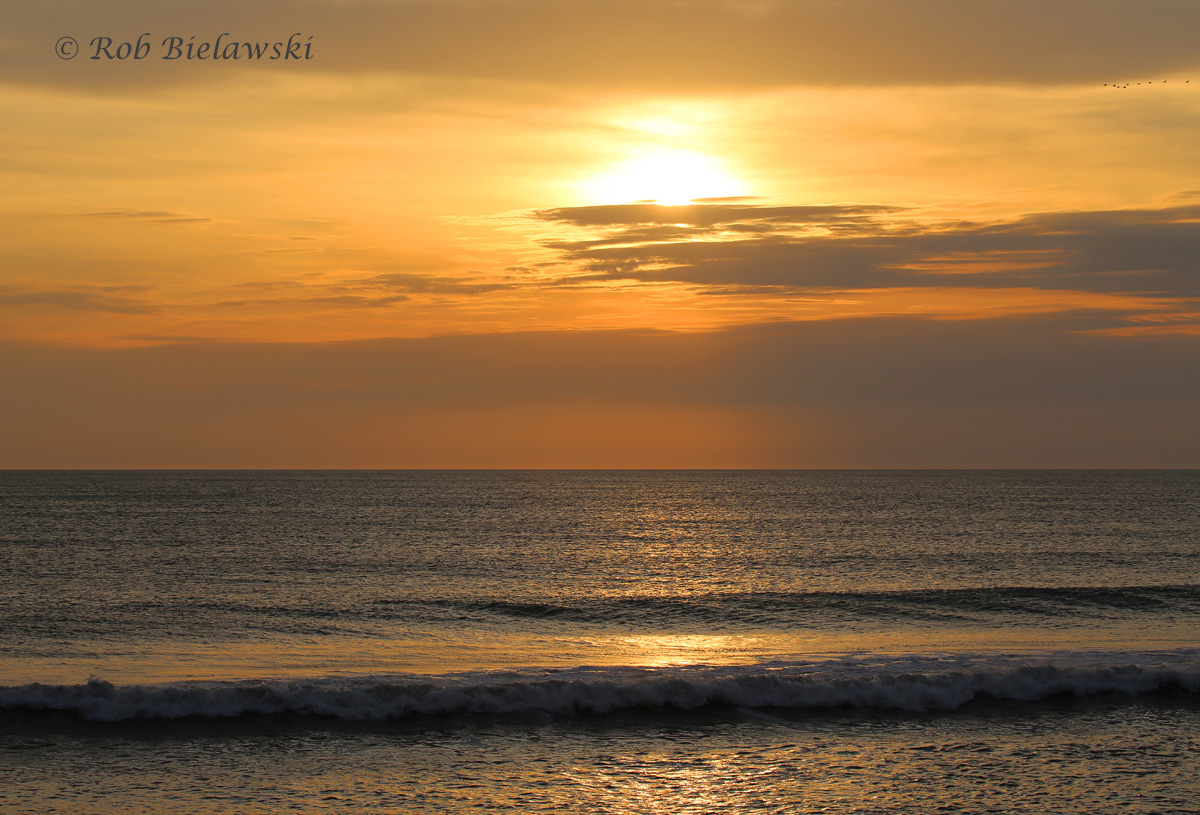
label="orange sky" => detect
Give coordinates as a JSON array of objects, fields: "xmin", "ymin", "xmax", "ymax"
[{"xmin": 2, "ymin": 0, "xmax": 1199, "ymax": 467}]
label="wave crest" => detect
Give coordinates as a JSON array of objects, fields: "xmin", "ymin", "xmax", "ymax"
[{"xmin": 4, "ymin": 654, "xmax": 1199, "ymax": 723}]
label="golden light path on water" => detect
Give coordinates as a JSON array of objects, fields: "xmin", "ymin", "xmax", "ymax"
[{"xmin": 13, "ymin": 620, "xmax": 1200, "ymax": 684}]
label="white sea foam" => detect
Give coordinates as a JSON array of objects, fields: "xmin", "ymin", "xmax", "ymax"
[{"xmin": 4, "ymin": 651, "xmax": 1198, "ymax": 723}]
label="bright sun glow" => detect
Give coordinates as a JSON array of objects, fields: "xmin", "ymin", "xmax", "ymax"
[{"xmin": 580, "ymin": 148, "xmax": 747, "ymax": 205}]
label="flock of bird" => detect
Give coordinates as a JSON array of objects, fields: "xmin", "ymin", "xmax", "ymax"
[{"xmin": 1104, "ymin": 80, "xmax": 1191, "ymax": 88}]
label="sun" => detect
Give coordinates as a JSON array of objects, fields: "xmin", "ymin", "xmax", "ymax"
[{"xmin": 579, "ymin": 148, "xmax": 747, "ymax": 206}]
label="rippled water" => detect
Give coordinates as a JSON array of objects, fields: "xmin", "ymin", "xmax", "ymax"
[
  {"xmin": 2, "ymin": 470, "xmax": 1198, "ymax": 813},
  {"xmin": 5, "ymin": 699, "xmax": 1200, "ymax": 814}
]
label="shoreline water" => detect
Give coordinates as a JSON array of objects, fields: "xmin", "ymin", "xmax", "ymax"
[{"xmin": 3, "ymin": 470, "xmax": 1197, "ymax": 813}]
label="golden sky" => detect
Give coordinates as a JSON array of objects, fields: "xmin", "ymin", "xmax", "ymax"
[{"xmin": 2, "ymin": 0, "xmax": 1199, "ymax": 467}]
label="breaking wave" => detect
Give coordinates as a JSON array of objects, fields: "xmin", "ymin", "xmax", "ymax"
[{"xmin": 4, "ymin": 651, "xmax": 1199, "ymax": 723}]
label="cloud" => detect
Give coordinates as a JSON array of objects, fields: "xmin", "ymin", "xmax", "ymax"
[
  {"xmin": 222, "ymin": 271, "xmax": 522, "ymax": 304},
  {"xmin": 535, "ymin": 202, "xmax": 899, "ymax": 229},
  {"xmin": 211, "ymin": 293, "xmax": 411, "ymax": 309},
  {"xmin": 6, "ymin": 0, "xmax": 1200, "ymax": 92},
  {"xmin": 0, "ymin": 286, "xmax": 157, "ymax": 313},
  {"xmin": 535, "ymin": 202, "xmax": 1200, "ymax": 301},
  {"xmin": 81, "ymin": 210, "xmax": 212, "ymax": 223},
  {"xmin": 358, "ymin": 273, "xmax": 519, "ymax": 296},
  {"xmin": 1, "ymin": 315, "xmax": 1196, "ymax": 467}
]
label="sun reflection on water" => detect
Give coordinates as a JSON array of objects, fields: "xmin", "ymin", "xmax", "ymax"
[
  {"xmin": 613, "ymin": 633, "xmax": 762, "ymax": 667},
  {"xmin": 566, "ymin": 746, "xmax": 807, "ymax": 815}
]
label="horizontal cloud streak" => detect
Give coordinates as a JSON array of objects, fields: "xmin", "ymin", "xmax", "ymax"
[
  {"xmin": 2, "ymin": 316, "xmax": 1196, "ymax": 467},
  {"xmin": 536, "ymin": 202, "xmax": 1200, "ymax": 301},
  {"xmin": 535, "ymin": 203, "xmax": 901, "ymax": 229},
  {"xmin": 80, "ymin": 210, "xmax": 210, "ymax": 222},
  {"xmin": 0, "ymin": 287, "xmax": 157, "ymax": 314}
]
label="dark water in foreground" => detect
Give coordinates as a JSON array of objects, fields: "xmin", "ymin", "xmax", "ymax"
[{"xmin": 2, "ymin": 470, "xmax": 1198, "ymax": 813}]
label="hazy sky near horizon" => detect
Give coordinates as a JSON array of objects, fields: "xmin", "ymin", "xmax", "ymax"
[{"xmin": 2, "ymin": 0, "xmax": 1198, "ymax": 467}]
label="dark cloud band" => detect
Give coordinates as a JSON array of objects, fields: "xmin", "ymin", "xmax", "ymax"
[
  {"xmin": 7, "ymin": 0, "xmax": 1200, "ymax": 91},
  {"xmin": 536, "ymin": 202, "xmax": 1200, "ymax": 298}
]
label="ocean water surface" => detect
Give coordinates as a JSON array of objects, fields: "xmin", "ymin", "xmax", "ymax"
[{"xmin": 2, "ymin": 470, "xmax": 1198, "ymax": 813}]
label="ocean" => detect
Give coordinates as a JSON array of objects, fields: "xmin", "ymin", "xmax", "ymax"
[{"xmin": 2, "ymin": 470, "xmax": 1198, "ymax": 813}]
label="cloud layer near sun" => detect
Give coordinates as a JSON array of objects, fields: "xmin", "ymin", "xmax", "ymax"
[
  {"xmin": 538, "ymin": 202, "xmax": 1200, "ymax": 304},
  {"xmin": 5, "ymin": 201, "xmax": 1198, "ymax": 345}
]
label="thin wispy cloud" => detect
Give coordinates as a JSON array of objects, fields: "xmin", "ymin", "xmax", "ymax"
[
  {"xmin": 0, "ymin": 292, "xmax": 155, "ymax": 314},
  {"xmin": 80, "ymin": 210, "xmax": 213, "ymax": 223}
]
